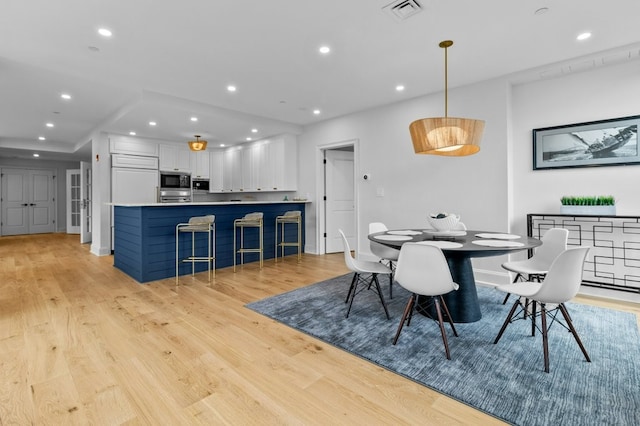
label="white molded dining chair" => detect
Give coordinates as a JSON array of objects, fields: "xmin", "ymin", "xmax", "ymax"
[
  {"xmin": 501, "ymin": 228, "xmax": 569, "ymax": 305},
  {"xmin": 493, "ymin": 246, "xmax": 591, "ymax": 373},
  {"xmin": 339, "ymin": 229, "xmax": 391, "ymax": 319},
  {"xmin": 369, "ymin": 222, "xmax": 400, "ymax": 298},
  {"xmin": 392, "ymin": 243, "xmax": 459, "ymax": 359}
]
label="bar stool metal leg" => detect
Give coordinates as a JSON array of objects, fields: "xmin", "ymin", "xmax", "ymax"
[
  {"xmin": 275, "ymin": 211, "xmax": 302, "ymax": 263},
  {"xmin": 176, "ymin": 215, "xmax": 216, "ymax": 285},
  {"xmin": 234, "ymin": 212, "xmax": 264, "ymax": 272}
]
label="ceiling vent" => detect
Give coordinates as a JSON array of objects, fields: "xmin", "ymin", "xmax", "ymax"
[{"xmin": 382, "ymin": 0, "xmax": 423, "ymax": 22}]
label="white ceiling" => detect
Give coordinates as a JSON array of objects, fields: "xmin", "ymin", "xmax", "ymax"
[{"xmin": 1, "ymin": 0, "xmax": 639, "ymax": 161}]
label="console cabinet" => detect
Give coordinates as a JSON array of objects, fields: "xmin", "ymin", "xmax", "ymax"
[{"xmin": 528, "ymin": 213, "xmax": 640, "ymax": 294}]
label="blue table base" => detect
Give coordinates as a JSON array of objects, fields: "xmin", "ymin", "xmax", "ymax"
[{"xmin": 417, "ymin": 256, "xmax": 482, "ymax": 323}]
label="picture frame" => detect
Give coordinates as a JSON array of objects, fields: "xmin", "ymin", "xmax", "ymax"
[{"xmin": 533, "ymin": 115, "xmax": 640, "ymax": 170}]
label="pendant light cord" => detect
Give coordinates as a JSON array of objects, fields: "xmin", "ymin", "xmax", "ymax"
[{"xmin": 439, "ymin": 40, "xmax": 453, "ymax": 118}]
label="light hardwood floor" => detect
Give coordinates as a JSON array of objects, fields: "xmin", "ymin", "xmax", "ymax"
[{"xmin": 1, "ymin": 234, "xmax": 638, "ymax": 425}]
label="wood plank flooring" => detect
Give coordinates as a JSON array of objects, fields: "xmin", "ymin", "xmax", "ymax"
[{"xmin": 1, "ymin": 233, "xmax": 638, "ymax": 425}]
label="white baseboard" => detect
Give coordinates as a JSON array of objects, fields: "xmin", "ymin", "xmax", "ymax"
[{"xmin": 91, "ymin": 244, "xmax": 111, "ymax": 256}]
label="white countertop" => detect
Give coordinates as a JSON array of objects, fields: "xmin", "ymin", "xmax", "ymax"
[{"xmin": 111, "ymin": 200, "xmax": 311, "ymax": 207}]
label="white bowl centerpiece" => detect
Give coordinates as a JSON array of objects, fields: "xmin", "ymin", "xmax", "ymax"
[{"xmin": 428, "ymin": 212, "xmax": 460, "ymax": 231}]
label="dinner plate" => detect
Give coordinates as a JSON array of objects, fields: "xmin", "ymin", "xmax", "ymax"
[
  {"xmin": 475, "ymin": 233, "xmax": 521, "ymax": 240},
  {"xmin": 423, "ymin": 229, "xmax": 467, "ymax": 237},
  {"xmin": 415, "ymin": 241, "xmax": 463, "ymax": 249},
  {"xmin": 387, "ymin": 230, "xmax": 423, "ymax": 236},
  {"xmin": 472, "ymin": 240, "xmax": 525, "ymax": 248},
  {"xmin": 374, "ymin": 234, "xmax": 412, "ymax": 241}
]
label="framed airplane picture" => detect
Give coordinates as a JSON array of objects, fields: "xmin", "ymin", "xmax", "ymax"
[{"xmin": 533, "ymin": 115, "xmax": 640, "ymax": 170}]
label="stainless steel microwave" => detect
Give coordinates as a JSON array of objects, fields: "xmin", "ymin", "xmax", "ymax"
[
  {"xmin": 192, "ymin": 179, "xmax": 210, "ymax": 192},
  {"xmin": 160, "ymin": 171, "xmax": 191, "ymax": 189}
]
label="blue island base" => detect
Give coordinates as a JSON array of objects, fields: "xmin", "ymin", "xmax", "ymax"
[{"xmin": 114, "ymin": 203, "xmax": 305, "ymax": 283}]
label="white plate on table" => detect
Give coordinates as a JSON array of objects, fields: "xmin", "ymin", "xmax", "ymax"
[
  {"xmin": 472, "ymin": 240, "xmax": 525, "ymax": 248},
  {"xmin": 423, "ymin": 230, "xmax": 467, "ymax": 237},
  {"xmin": 387, "ymin": 230, "xmax": 423, "ymax": 236},
  {"xmin": 374, "ymin": 234, "xmax": 413, "ymax": 241},
  {"xmin": 416, "ymin": 241, "xmax": 463, "ymax": 249},
  {"xmin": 475, "ymin": 233, "xmax": 521, "ymax": 240}
]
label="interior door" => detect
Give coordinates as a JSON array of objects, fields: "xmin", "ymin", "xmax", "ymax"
[
  {"xmin": 80, "ymin": 161, "xmax": 92, "ymax": 244},
  {"xmin": 1, "ymin": 168, "xmax": 55, "ymax": 236},
  {"xmin": 29, "ymin": 169, "xmax": 56, "ymax": 234},
  {"xmin": 325, "ymin": 149, "xmax": 355, "ymax": 253},
  {"xmin": 66, "ymin": 169, "xmax": 81, "ymax": 234},
  {"xmin": 1, "ymin": 169, "xmax": 29, "ymax": 235}
]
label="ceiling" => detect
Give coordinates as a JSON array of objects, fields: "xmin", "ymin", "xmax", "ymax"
[{"xmin": 1, "ymin": 0, "xmax": 639, "ymax": 161}]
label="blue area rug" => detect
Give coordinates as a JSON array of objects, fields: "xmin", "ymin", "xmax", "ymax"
[{"xmin": 246, "ymin": 274, "xmax": 640, "ymax": 425}]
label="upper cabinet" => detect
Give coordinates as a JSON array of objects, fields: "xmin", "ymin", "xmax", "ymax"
[
  {"xmin": 223, "ymin": 147, "xmax": 242, "ymax": 192},
  {"xmin": 159, "ymin": 144, "xmax": 191, "ymax": 172},
  {"xmin": 109, "ymin": 135, "xmax": 159, "ymax": 157},
  {"xmin": 209, "ymin": 150, "xmax": 224, "ymax": 192},
  {"xmin": 190, "ymin": 151, "xmax": 210, "ymax": 179},
  {"xmin": 269, "ymin": 134, "xmax": 297, "ymax": 191},
  {"xmin": 216, "ymin": 135, "xmax": 297, "ymax": 192}
]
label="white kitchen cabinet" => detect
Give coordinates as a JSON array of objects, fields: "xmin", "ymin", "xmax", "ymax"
[
  {"xmin": 215, "ymin": 134, "xmax": 297, "ymax": 193},
  {"xmin": 223, "ymin": 148, "xmax": 242, "ymax": 192},
  {"xmin": 110, "ymin": 167, "xmax": 159, "ymax": 252},
  {"xmin": 111, "ymin": 154, "xmax": 158, "ymax": 170},
  {"xmin": 209, "ymin": 150, "xmax": 224, "ymax": 192},
  {"xmin": 111, "ymin": 168, "xmax": 159, "ymax": 204},
  {"xmin": 159, "ymin": 144, "xmax": 191, "ymax": 172},
  {"xmin": 190, "ymin": 150, "xmax": 210, "ymax": 179},
  {"xmin": 253, "ymin": 141, "xmax": 270, "ymax": 191},
  {"xmin": 270, "ymin": 135, "xmax": 297, "ymax": 191},
  {"xmin": 241, "ymin": 145, "xmax": 258, "ymax": 191},
  {"xmin": 109, "ymin": 135, "xmax": 159, "ymax": 157}
]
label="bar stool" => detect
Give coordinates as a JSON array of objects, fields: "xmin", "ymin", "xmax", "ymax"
[
  {"xmin": 233, "ymin": 212, "xmax": 263, "ymax": 271},
  {"xmin": 275, "ymin": 210, "xmax": 302, "ymax": 263},
  {"xmin": 175, "ymin": 215, "xmax": 216, "ymax": 285}
]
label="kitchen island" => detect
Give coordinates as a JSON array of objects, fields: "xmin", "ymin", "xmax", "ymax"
[{"xmin": 113, "ymin": 201, "xmax": 308, "ymax": 283}]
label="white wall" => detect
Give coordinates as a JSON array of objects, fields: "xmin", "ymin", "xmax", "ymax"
[
  {"xmin": 298, "ymin": 57, "xmax": 640, "ymax": 286},
  {"xmin": 91, "ymin": 132, "xmax": 112, "ymax": 256},
  {"xmin": 298, "ymin": 77, "xmax": 512, "ymax": 276},
  {"xmin": 511, "ymin": 60, "xmax": 640, "ymax": 240}
]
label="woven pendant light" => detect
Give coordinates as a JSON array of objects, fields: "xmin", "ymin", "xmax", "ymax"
[{"xmin": 409, "ymin": 41, "xmax": 484, "ymax": 156}]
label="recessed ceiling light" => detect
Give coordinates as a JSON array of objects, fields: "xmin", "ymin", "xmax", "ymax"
[
  {"xmin": 396, "ymin": 85, "xmax": 405, "ymax": 92},
  {"xmin": 61, "ymin": 93, "xmax": 71, "ymax": 100},
  {"xmin": 149, "ymin": 121, "xmax": 157, "ymax": 126},
  {"xmin": 190, "ymin": 116, "xmax": 198, "ymax": 122},
  {"xmin": 38, "ymin": 136, "xmax": 46, "ymax": 141},
  {"xmin": 33, "ymin": 153, "xmax": 40, "ymax": 158},
  {"xmin": 577, "ymin": 32, "xmax": 592, "ymax": 41},
  {"xmin": 227, "ymin": 85, "xmax": 237, "ymax": 92},
  {"xmin": 46, "ymin": 122, "xmax": 54, "ymax": 127},
  {"xmin": 129, "ymin": 131, "xmax": 136, "ymax": 136},
  {"xmin": 220, "ymin": 144, "xmax": 225, "ymax": 147},
  {"xmin": 313, "ymin": 109, "xmax": 321, "ymax": 115},
  {"xmin": 98, "ymin": 28, "xmax": 112, "ymax": 37},
  {"xmin": 251, "ymin": 128, "xmax": 258, "ymax": 133},
  {"xmin": 246, "ymin": 137, "xmax": 252, "ymax": 141},
  {"xmin": 319, "ymin": 46, "xmax": 331, "ymax": 54}
]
